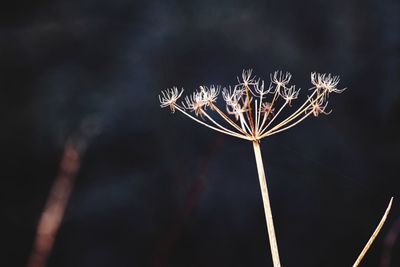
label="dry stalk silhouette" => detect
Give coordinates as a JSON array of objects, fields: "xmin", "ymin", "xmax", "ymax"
[
  {"xmin": 159, "ymin": 69, "xmax": 393, "ymax": 266},
  {"xmin": 353, "ymin": 197, "xmax": 393, "ymax": 267},
  {"xmin": 26, "ymin": 116, "xmax": 102, "ymax": 267},
  {"xmin": 26, "ymin": 140, "xmax": 81, "ymax": 267},
  {"xmin": 154, "ymin": 138, "xmax": 223, "ymax": 267}
]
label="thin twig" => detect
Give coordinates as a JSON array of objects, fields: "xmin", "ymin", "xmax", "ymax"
[
  {"xmin": 153, "ymin": 139, "xmax": 223, "ymax": 267},
  {"xmin": 209, "ymin": 103, "xmax": 250, "ymax": 136},
  {"xmin": 26, "ymin": 141, "xmax": 81, "ymax": 267},
  {"xmin": 175, "ymin": 106, "xmax": 251, "ymax": 141},
  {"xmin": 26, "ymin": 115, "xmax": 102, "ymax": 267},
  {"xmin": 353, "ymin": 197, "xmax": 394, "ymax": 267}
]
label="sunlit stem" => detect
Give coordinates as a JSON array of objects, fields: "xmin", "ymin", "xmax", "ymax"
[
  {"xmin": 264, "ymin": 84, "xmax": 280, "ymax": 124},
  {"xmin": 175, "ymin": 106, "xmax": 251, "ymax": 141},
  {"xmin": 255, "ymin": 84, "xmax": 280, "ymax": 136},
  {"xmin": 244, "ymin": 83, "xmax": 255, "ymax": 132},
  {"xmin": 255, "ymin": 100, "xmax": 259, "ymax": 133},
  {"xmin": 270, "ymin": 89, "xmax": 318, "ymax": 131},
  {"xmin": 259, "ymin": 101, "xmax": 288, "ymax": 136},
  {"xmin": 210, "ymin": 103, "xmax": 250, "ymax": 137},
  {"xmin": 200, "ymin": 110, "xmax": 242, "ymax": 137},
  {"xmin": 239, "ymin": 113, "xmax": 253, "ymax": 134},
  {"xmin": 257, "ymin": 97, "xmax": 262, "ymax": 132},
  {"xmin": 252, "ymin": 141, "xmax": 281, "ymax": 267},
  {"xmin": 256, "ymin": 87, "xmax": 266, "ymax": 132},
  {"xmin": 266, "ymin": 90, "xmax": 323, "ymax": 135},
  {"xmin": 353, "ymin": 197, "xmax": 394, "ymax": 267},
  {"xmin": 261, "ymin": 110, "xmax": 312, "ymax": 138}
]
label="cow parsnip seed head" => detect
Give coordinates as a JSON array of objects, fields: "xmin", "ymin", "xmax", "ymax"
[{"xmin": 159, "ymin": 70, "xmax": 345, "ymax": 141}]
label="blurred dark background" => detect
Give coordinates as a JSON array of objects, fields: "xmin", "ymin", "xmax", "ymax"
[{"xmin": 1, "ymin": 0, "xmax": 399, "ymax": 266}]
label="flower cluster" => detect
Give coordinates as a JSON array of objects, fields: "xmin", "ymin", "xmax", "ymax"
[
  {"xmin": 159, "ymin": 70, "xmax": 345, "ymax": 141},
  {"xmin": 158, "ymin": 87, "xmax": 184, "ymax": 113}
]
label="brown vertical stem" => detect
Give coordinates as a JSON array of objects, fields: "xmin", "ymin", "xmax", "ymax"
[
  {"xmin": 252, "ymin": 141, "xmax": 281, "ymax": 267},
  {"xmin": 26, "ymin": 115, "xmax": 101, "ymax": 267},
  {"xmin": 26, "ymin": 141, "xmax": 81, "ymax": 267}
]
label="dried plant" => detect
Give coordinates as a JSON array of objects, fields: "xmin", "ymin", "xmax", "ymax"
[
  {"xmin": 159, "ymin": 70, "xmax": 344, "ymax": 142},
  {"xmin": 354, "ymin": 197, "xmax": 393, "ymax": 267},
  {"xmin": 159, "ymin": 70, "xmax": 391, "ymax": 266}
]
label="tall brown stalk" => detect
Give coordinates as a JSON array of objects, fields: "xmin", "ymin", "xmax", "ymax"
[
  {"xmin": 27, "ymin": 116, "xmax": 101, "ymax": 267},
  {"xmin": 26, "ymin": 140, "xmax": 81, "ymax": 267}
]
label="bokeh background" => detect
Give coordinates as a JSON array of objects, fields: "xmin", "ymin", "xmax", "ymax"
[{"xmin": 1, "ymin": 0, "xmax": 399, "ymax": 266}]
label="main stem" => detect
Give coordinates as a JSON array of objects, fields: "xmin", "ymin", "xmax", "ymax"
[{"xmin": 252, "ymin": 141, "xmax": 281, "ymax": 267}]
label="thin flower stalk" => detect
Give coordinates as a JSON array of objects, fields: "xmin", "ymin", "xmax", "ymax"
[
  {"xmin": 174, "ymin": 105, "xmax": 252, "ymax": 141},
  {"xmin": 259, "ymin": 91, "xmax": 326, "ymax": 138},
  {"xmin": 253, "ymin": 141, "xmax": 281, "ymax": 267},
  {"xmin": 159, "ymin": 70, "xmax": 345, "ymax": 267},
  {"xmin": 353, "ymin": 197, "xmax": 394, "ymax": 267}
]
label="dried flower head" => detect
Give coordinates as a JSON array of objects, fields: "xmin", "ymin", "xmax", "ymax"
[
  {"xmin": 261, "ymin": 102, "xmax": 274, "ymax": 114},
  {"xmin": 239, "ymin": 69, "xmax": 258, "ymax": 86},
  {"xmin": 307, "ymin": 95, "xmax": 332, "ymax": 117},
  {"xmin": 311, "ymin": 72, "xmax": 346, "ymax": 94},
  {"xmin": 200, "ymin": 85, "xmax": 220, "ymax": 108},
  {"xmin": 280, "ymin": 85, "xmax": 300, "ymax": 106},
  {"xmin": 159, "ymin": 87, "xmax": 184, "ymax": 113},
  {"xmin": 271, "ymin": 70, "xmax": 292, "ymax": 89},
  {"xmin": 159, "ymin": 70, "xmax": 345, "ymax": 141},
  {"xmin": 182, "ymin": 91, "xmax": 206, "ymax": 117},
  {"xmin": 227, "ymin": 95, "xmax": 252, "ymax": 121}
]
